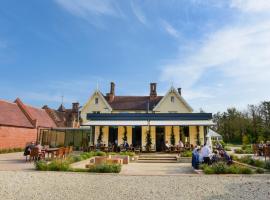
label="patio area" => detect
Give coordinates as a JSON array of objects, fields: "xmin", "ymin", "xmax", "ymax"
[{"xmin": 0, "ymin": 152, "xmax": 35, "ymax": 171}]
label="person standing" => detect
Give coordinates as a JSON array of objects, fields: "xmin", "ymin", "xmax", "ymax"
[{"xmin": 201, "ymin": 143, "xmax": 211, "ymax": 165}]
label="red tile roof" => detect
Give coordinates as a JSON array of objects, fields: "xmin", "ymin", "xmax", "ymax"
[
  {"xmin": 0, "ymin": 99, "xmax": 56, "ymax": 128},
  {"xmin": 25, "ymin": 105, "xmax": 56, "ymax": 128},
  {"xmin": 104, "ymin": 96, "xmax": 163, "ymax": 110},
  {"xmin": 0, "ymin": 99, "xmax": 33, "ymax": 128}
]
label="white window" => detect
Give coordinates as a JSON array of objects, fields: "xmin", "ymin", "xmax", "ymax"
[
  {"xmin": 95, "ymin": 98, "xmax": 99, "ymax": 104},
  {"xmin": 171, "ymin": 96, "xmax": 175, "ymax": 103}
]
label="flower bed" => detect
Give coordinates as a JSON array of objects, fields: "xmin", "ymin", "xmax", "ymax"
[
  {"xmin": 234, "ymin": 155, "xmax": 270, "ymax": 171},
  {"xmin": 35, "ymin": 151, "xmax": 122, "ymax": 173},
  {"xmin": 200, "ymin": 162, "xmax": 253, "ymax": 174},
  {"xmin": 181, "ymin": 150, "xmax": 192, "ymax": 157}
]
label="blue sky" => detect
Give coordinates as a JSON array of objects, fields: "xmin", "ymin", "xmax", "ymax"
[{"xmin": 0, "ymin": 0, "xmax": 270, "ymax": 112}]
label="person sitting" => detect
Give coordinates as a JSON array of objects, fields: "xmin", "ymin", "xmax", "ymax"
[
  {"xmin": 216, "ymin": 141, "xmax": 223, "ymax": 150},
  {"xmin": 24, "ymin": 141, "xmax": 35, "ymax": 161},
  {"xmin": 201, "ymin": 143, "xmax": 211, "ymax": 165},
  {"xmin": 165, "ymin": 141, "xmax": 171, "ymax": 151},
  {"xmin": 258, "ymin": 141, "xmax": 264, "ymax": 156},
  {"xmin": 178, "ymin": 140, "xmax": 184, "ymax": 148},
  {"xmin": 123, "ymin": 141, "xmax": 129, "ymax": 149},
  {"xmin": 219, "ymin": 149, "xmax": 232, "ymax": 165},
  {"xmin": 211, "ymin": 150, "xmax": 219, "ymax": 163}
]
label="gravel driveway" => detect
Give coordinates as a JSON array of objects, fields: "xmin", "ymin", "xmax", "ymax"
[{"xmin": 0, "ymin": 171, "xmax": 269, "ymax": 200}]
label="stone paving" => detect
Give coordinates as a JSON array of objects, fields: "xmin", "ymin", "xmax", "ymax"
[
  {"xmin": 120, "ymin": 162, "xmax": 195, "ymax": 175},
  {"xmin": 0, "ymin": 152, "xmax": 35, "ymax": 171}
]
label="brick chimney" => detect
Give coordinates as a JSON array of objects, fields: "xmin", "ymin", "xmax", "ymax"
[
  {"xmin": 177, "ymin": 88, "xmax": 182, "ymax": 95},
  {"xmin": 72, "ymin": 102, "xmax": 79, "ymax": 112},
  {"xmin": 107, "ymin": 82, "xmax": 115, "ymax": 102},
  {"xmin": 150, "ymin": 83, "xmax": 157, "ymax": 99}
]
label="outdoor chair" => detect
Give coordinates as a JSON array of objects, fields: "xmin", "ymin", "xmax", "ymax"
[
  {"xmin": 252, "ymin": 144, "xmax": 258, "ymax": 156},
  {"xmin": 55, "ymin": 147, "xmax": 65, "ymax": 159},
  {"xmin": 29, "ymin": 147, "xmax": 45, "ymax": 162}
]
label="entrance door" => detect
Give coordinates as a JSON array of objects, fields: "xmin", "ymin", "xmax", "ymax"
[
  {"xmin": 109, "ymin": 126, "xmax": 118, "ymax": 145},
  {"xmin": 156, "ymin": 126, "xmax": 165, "ymax": 152},
  {"xmin": 132, "ymin": 126, "xmax": 142, "ymax": 147}
]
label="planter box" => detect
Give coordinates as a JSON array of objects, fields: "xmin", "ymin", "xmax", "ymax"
[{"xmin": 109, "ymin": 155, "xmax": 129, "ymax": 164}]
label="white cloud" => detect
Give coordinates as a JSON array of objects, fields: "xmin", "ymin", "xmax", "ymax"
[
  {"xmin": 130, "ymin": 1, "xmax": 147, "ymax": 25},
  {"xmin": 160, "ymin": 19, "xmax": 179, "ymax": 39},
  {"xmin": 230, "ymin": 0, "xmax": 270, "ymax": 13},
  {"xmin": 55, "ymin": 0, "xmax": 123, "ymax": 19},
  {"xmin": 160, "ymin": 16, "xmax": 270, "ymax": 112}
]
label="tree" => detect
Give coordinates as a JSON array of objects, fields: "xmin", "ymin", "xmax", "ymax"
[
  {"xmin": 145, "ymin": 130, "xmax": 152, "ymax": 152},
  {"xmin": 170, "ymin": 126, "xmax": 175, "ymax": 146},
  {"xmin": 122, "ymin": 126, "xmax": 127, "ymax": 143}
]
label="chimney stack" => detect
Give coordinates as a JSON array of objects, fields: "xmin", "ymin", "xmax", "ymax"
[
  {"xmin": 72, "ymin": 102, "xmax": 79, "ymax": 111},
  {"xmin": 150, "ymin": 83, "xmax": 157, "ymax": 99},
  {"xmin": 177, "ymin": 88, "xmax": 182, "ymax": 95},
  {"xmin": 107, "ymin": 82, "xmax": 115, "ymax": 102}
]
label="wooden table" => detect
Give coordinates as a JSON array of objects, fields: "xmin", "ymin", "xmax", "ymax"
[{"xmin": 44, "ymin": 148, "xmax": 59, "ymax": 159}]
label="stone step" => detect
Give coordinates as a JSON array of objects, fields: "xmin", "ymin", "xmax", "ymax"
[{"xmin": 139, "ymin": 156, "xmax": 177, "ymax": 159}]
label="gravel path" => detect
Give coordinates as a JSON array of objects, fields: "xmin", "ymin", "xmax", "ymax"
[{"xmin": 0, "ymin": 171, "xmax": 269, "ymax": 200}]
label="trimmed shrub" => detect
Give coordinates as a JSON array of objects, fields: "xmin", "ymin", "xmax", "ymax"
[
  {"xmin": 47, "ymin": 160, "xmax": 70, "ymax": 171},
  {"xmin": 88, "ymin": 164, "xmax": 121, "ymax": 173}
]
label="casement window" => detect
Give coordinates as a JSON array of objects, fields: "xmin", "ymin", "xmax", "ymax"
[
  {"xmin": 95, "ymin": 98, "xmax": 99, "ymax": 104},
  {"xmin": 171, "ymin": 96, "xmax": 175, "ymax": 103}
]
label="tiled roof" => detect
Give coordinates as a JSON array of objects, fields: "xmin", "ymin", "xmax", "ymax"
[
  {"xmin": 25, "ymin": 105, "xmax": 56, "ymax": 128},
  {"xmin": 0, "ymin": 99, "xmax": 33, "ymax": 128},
  {"xmin": 0, "ymin": 99, "xmax": 56, "ymax": 128},
  {"xmin": 104, "ymin": 96, "xmax": 163, "ymax": 110}
]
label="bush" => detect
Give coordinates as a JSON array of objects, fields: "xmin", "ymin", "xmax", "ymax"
[
  {"xmin": 201, "ymin": 162, "xmax": 253, "ymax": 174},
  {"xmin": 35, "ymin": 160, "xmax": 48, "ymax": 171},
  {"xmin": 88, "ymin": 164, "xmax": 121, "ymax": 173},
  {"xmin": 264, "ymin": 161, "xmax": 270, "ymax": 170},
  {"xmin": 255, "ymin": 168, "xmax": 264, "ymax": 174},
  {"xmin": 181, "ymin": 150, "xmax": 192, "ymax": 157},
  {"xmin": 47, "ymin": 160, "xmax": 70, "ymax": 171},
  {"xmin": 0, "ymin": 148, "xmax": 24, "ymax": 154},
  {"xmin": 224, "ymin": 147, "xmax": 231, "ymax": 151},
  {"xmin": 119, "ymin": 152, "xmax": 135, "ymax": 157}
]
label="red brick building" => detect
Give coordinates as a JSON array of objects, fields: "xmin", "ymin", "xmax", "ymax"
[{"xmin": 0, "ymin": 98, "xmax": 56, "ymax": 150}]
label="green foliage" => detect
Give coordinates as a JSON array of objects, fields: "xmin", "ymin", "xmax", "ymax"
[
  {"xmin": 88, "ymin": 164, "xmax": 121, "ymax": 173},
  {"xmin": 122, "ymin": 126, "xmax": 127, "ymax": 143},
  {"xmin": 181, "ymin": 150, "xmax": 192, "ymax": 157},
  {"xmin": 145, "ymin": 130, "xmax": 152, "ymax": 152},
  {"xmin": 255, "ymin": 168, "xmax": 264, "ymax": 174},
  {"xmin": 213, "ymin": 101, "xmax": 270, "ymax": 144},
  {"xmin": 0, "ymin": 148, "xmax": 24, "ymax": 154},
  {"xmin": 170, "ymin": 127, "xmax": 175, "ymax": 146},
  {"xmin": 35, "ymin": 160, "xmax": 70, "ymax": 171},
  {"xmin": 234, "ymin": 145, "xmax": 253, "ymax": 154},
  {"xmin": 242, "ymin": 135, "xmax": 250, "ymax": 145},
  {"xmin": 237, "ymin": 155, "xmax": 270, "ymax": 170},
  {"xmin": 202, "ymin": 162, "xmax": 253, "ymax": 174},
  {"xmin": 35, "ymin": 151, "xmax": 107, "ymax": 172},
  {"xmin": 119, "ymin": 152, "xmax": 135, "ymax": 157}
]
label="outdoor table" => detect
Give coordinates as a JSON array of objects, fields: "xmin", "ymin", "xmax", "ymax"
[{"xmin": 44, "ymin": 148, "xmax": 59, "ymax": 159}]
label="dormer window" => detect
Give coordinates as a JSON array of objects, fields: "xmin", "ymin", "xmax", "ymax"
[
  {"xmin": 95, "ymin": 98, "xmax": 99, "ymax": 104},
  {"xmin": 171, "ymin": 96, "xmax": 175, "ymax": 103}
]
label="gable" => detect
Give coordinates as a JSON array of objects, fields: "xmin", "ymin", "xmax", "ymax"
[
  {"xmin": 81, "ymin": 91, "xmax": 112, "ymax": 123},
  {"xmin": 153, "ymin": 88, "xmax": 193, "ymax": 113}
]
